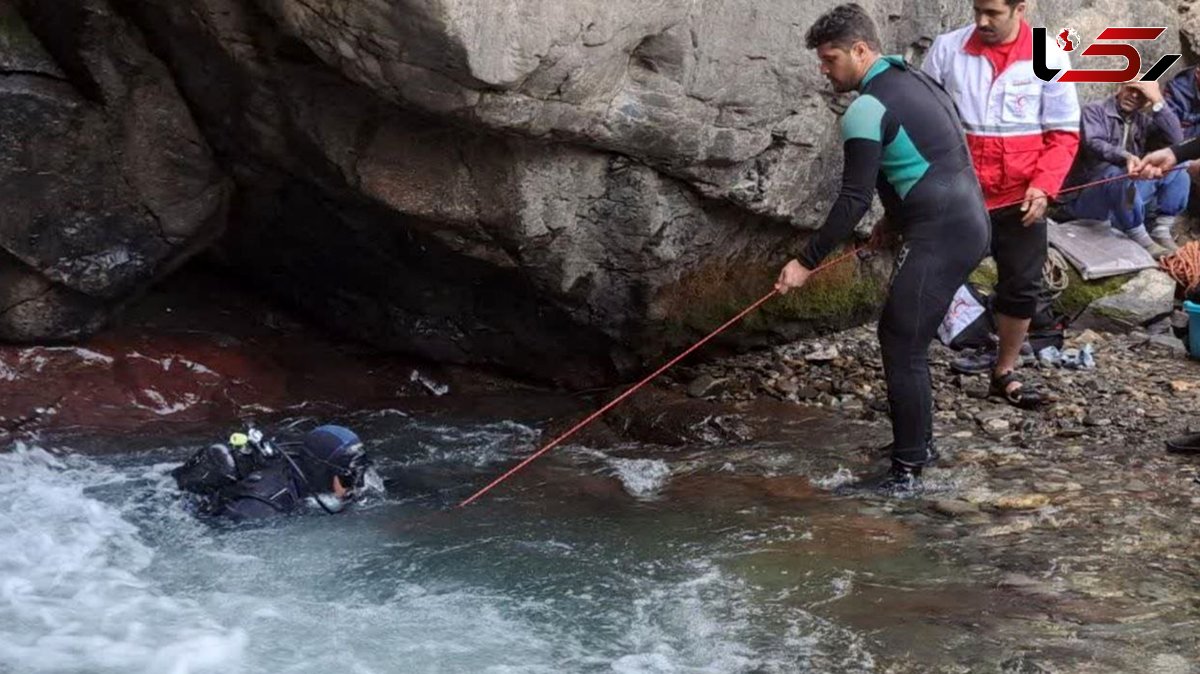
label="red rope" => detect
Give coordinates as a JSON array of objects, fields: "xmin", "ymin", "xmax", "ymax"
[
  {"xmin": 988, "ymin": 164, "xmax": 1188, "ymax": 212},
  {"xmin": 457, "ymin": 247, "xmax": 862, "ymax": 507},
  {"xmin": 457, "ymin": 165, "xmax": 1189, "ymax": 508}
]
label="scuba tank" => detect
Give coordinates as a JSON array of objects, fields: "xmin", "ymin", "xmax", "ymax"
[{"xmin": 170, "ymin": 426, "xmax": 281, "ymax": 496}]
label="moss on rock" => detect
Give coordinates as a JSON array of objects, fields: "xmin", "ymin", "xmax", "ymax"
[
  {"xmin": 964, "ymin": 256, "xmax": 1135, "ymax": 318},
  {"xmin": 654, "ymin": 249, "xmax": 885, "ymax": 341},
  {"xmin": 968, "ymin": 257, "xmax": 999, "ymax": 290},
  {"xmin": 1054, "ymin": 267, "xmax": 1134, "ymax": 318},
  {"xmin": 0, "ymin": 6, "xmax": 38, "ymax": 50}
]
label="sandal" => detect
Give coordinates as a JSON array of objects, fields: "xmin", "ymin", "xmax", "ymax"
[{"xmin": 989, "ymin": 370, "xmax": 1048, "ymax": 410}]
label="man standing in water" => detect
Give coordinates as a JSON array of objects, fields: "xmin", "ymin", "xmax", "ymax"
[
  {"xmin": 921, "ymin": 0, "xmax": 1080, "ymax": 407},
  {"xmin": 776, "ymin": 4, "xmax": 990, "ymax": 493}
]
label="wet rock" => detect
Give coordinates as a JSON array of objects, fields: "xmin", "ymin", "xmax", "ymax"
[
  {"xmin": 979, "ymin": 517, "xmax": 1036, "ymax": 538},
  {"xmin": 410, "ymin": 370, "xmax": 450, "ymax": 396},
  {"xmin": 1033, "ymin": 481, "xmax": 1082, "ymax": 494},
  {"xmin": 998, "ymin": 573, "xmax": 1061, "ymax": 598},
  {"xmin": 990, "ymin": 494, "xmax": 1051, "ymax": 511},
  {"xmin": 999, "ymin": 654, "xmax": 1058, "ymax": 674},
  {"xmin": 932, "ymin": 499, "xmax": 980, "ymax": 518},
  {"xmin": 775, "ymin": 378, "xmax": 800, "ymax": 397},
  {"xmin": 1149, "ymin": 654, "xmax": 1195, "ymax": 674},
  {"xmin": 796, "ymin": 386, "xmax": 821, "ymax": 401},
  {"xmin": 0, "ymin": 1, "xmax": 229, "ymax": 341},
  {"xmin": 687, "ymin": 374, "xmax": 727, "ymax": 399}
]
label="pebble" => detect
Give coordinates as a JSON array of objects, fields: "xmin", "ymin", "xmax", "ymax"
[
  {"xmin": 932, "ymin": 499, "xmax": 981, "ymax": 517},
  {"xmin": 806, "ymin": 345, "xmax": 838, "ymax": 362},
  {"xmin": 687, "ymin": 374, "xmax": 723, "ymax": 398},
  {"xmin": 991, "ymin": 494, "xmax": 1051, "ymax": 511},
  {"xmin": 982, "ymin": 418, "xmax": 1011, "ymax": 434},
  {"xmin": 980, "ymin": 518, "xmax": 1035, "ymax": 537}
]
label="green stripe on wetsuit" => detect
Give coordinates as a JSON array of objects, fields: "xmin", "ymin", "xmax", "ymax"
[{"xmin": 841, "ymin": 66, "xmax": 931, "ymax": 199}]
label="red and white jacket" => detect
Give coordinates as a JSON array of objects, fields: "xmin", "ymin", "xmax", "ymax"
[{"xmin": 921, "ymin": 22, "xmax": 1081, "ymax": 210}]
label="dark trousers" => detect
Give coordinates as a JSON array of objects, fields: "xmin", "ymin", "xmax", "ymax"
[
  {"xmin": 880, "ymin": 175, "xmax": 989, "ymax": 464},
  {"xmin": 989, "ymin": 206, "xmax": 1048, "ymax": 320}
]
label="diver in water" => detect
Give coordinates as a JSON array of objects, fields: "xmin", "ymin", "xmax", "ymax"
[{"xmin": 171, "ymin": 424, "xmax": 374, "ymax": 520}]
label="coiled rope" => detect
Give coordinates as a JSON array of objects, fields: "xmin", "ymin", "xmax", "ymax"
[{"xmin": 1160, "ymin": 241, "xmax": 1200, "ymax": 291}]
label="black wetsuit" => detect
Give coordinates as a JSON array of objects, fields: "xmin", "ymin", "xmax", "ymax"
[
  {"xmin": 172, "ymin": 443, "xmax": 307, "ymax": 520},
  {"xmin": 797, "ymin": 56, "xmax": 990, "ymax": 465}
]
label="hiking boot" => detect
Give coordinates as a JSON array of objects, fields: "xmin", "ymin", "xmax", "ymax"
[{"xmin": 837, "ymin": 462, "xmax": 923, "ymax": 497}]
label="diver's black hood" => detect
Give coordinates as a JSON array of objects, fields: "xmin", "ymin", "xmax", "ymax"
[{"xmin": 293, "ymin": 425, "xmax": 369, "ymax": 493}]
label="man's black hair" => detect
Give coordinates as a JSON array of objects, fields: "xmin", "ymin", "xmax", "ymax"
[
  {"xmin": 805, "ymin": 4, "xmax": 882, "ymax": 51},
  {"xmin": 980, "ymin": 0, "xmax": 1025, "ymax": 10}
]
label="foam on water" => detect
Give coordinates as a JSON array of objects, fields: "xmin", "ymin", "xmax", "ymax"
[
  {"xmin": 408, "ymin": 420, "xmax": 540, "ymax": 467},
  {"xmin": 608, "ymin": 457, "xmax": 672, "ymax": 500},
  {"xmin": 813, "ymin": 466, "xmax": 857, "ymax": 490},
  {"xmin": 0, "ymin": 445, "xmax": 245, "ymax": 674},
  {"xmin": 0, "ymin": 420, "xmax": 881, "ymax": 674}
]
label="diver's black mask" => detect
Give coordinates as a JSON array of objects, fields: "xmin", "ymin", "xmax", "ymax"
[{"xmin": 298, "ymin": 443, "xmax": 371, "ymax": 497}]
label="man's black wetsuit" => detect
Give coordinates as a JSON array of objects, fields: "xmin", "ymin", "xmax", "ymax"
[{"xmin": 797, "ymin": 56, "xmax": 990, "ymax": 466}]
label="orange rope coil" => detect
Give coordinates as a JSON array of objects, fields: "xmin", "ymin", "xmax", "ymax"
[{"xmin": 1160, "ymin": 241, "xmax": 1200, "ymax": 291}]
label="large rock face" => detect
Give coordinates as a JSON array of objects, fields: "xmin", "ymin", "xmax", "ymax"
[
  {"xmin": 2, "ymin": 0, "xmax": 1194, "ymax": 383},
  {"xmin": 0, "ymin": 0, "xmax": 229, "ymax": 340}
]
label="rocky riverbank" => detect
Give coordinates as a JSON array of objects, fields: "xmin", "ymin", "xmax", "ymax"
[
  {"xmin": 4, "ymin": 260, "xmax": 1200, "ymax": 671},
  {"xmin": 588, "ymin": 322, "xmax": 1200, "ymax": 673},
  {"xmin": 672, "ymin": 323, "xmax": 1198, "ymax": 451}
]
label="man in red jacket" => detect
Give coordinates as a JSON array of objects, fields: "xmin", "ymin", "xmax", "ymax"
[{"xmin": 922, "ymin": 0, "xmax": 1080, "ymax": 407}]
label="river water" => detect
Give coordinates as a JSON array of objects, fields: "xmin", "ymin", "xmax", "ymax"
[{"xmin": 1, "ymin": 409, "xmax": 915, "ymax": 674}]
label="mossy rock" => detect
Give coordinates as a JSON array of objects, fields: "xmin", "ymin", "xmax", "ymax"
[
  {"xmin": 965, "ymin": 257, "xmax": 1134, "ymax": 318},
  {"xmin": 0, "ymin": 6, "xmax": 38, "ymax": 51},
  {"xmin": 1054, "ymin": 267, "xmax": 1134, "ymax": 318},
  {"xmin": 968, "ymin": 257, "xmax": 999, "ymax": 290},
  {"xmin": 653, "ymin": 249, "xmax": 885, "ymax": 346}
]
